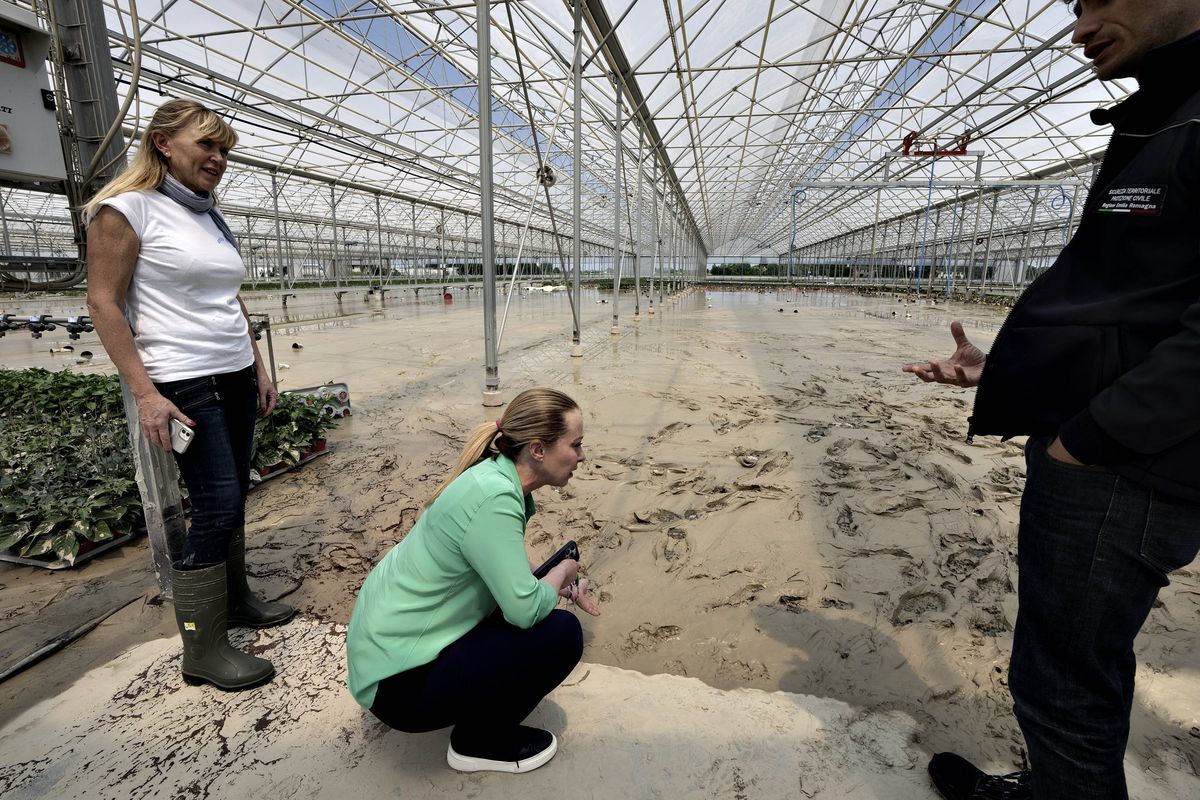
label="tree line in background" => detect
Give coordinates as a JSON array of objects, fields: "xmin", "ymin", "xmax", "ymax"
[{"xmin": 709, "ymin": 263, "xmax": 778, "ymax": 276}]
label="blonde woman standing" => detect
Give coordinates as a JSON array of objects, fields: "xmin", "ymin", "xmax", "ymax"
[
  {"xmin": 86, "ymin": 100, "xmax": 291, "ymax": 691},
  {"xmin": 347, "ymin": 388, "xmax": 600, "ymax": 774}
]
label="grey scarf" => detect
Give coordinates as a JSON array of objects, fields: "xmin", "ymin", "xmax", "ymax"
[{"xmin": 157, "ymin": 172, "xmax": 241, "ymax": 255}]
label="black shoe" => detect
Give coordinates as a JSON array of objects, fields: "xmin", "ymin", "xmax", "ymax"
[
  {"xmin": 929, "ymin": 752, "xmax": 1031, "ymax": 799},
  {"xmin": 447, "ymin": 725, "xmax": 557, "ymax": 774}
]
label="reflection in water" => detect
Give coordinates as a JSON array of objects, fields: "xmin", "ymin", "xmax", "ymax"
[
  {"xmin": 1, "ymin": 285, "xmax": 1008, "ymax": 374},
  {"xmin": 703, "ymin": 287, "xmax": 1004, "ymax": 335}
]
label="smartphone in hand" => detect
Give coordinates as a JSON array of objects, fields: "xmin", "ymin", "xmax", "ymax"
[
  {"xmin": 533, "ymin": 540, "xmax": 580, "ymax": 579},
  {"xmin": 170, "ymin": 419, "xmax": 195, "ymax": 454}
]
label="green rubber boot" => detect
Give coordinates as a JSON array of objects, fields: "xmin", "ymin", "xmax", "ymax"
[
  {"xmin": 226, "ymin": 527, "xmax": 295, "ymax": 629},
  {"xmin": 173, "ymin": 563, "xmax": 275, "ymax": 690}
]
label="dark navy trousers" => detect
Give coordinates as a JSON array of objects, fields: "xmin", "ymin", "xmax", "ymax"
[
  {"xmin": 1010, "ymin": 436, "xmax": 1200, "ymax": 799},
  {"xmin": 369, "ymin": 609, "xmax": 583, "ymax": 745}
]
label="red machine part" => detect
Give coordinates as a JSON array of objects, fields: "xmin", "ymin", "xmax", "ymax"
[{"xmin": 902, "ymin": 131, "xmax": 972, "ymax": 157}]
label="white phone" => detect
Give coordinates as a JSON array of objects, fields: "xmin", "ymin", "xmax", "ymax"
[{"xmin": 170, "ymin": 419, "xmax": 195, "ymax": 454}]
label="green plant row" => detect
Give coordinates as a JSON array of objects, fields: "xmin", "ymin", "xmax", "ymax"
[
  {"xmin": 252, "ymin": 392, "xmax": 339, "ymax": 474},
  {"xmin": 0, "ymin": 369, "xmax": 338, "ymax": 565}
]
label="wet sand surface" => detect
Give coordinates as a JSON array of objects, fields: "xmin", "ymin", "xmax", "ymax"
[{"xmin": 1, "ymin": 286, "xmax": 1196, "ymax": 797}]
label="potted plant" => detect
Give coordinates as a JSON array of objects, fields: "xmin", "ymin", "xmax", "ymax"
[{"xmin": 251, "ymin": 392, "xmax": 338, "ymax": 477}]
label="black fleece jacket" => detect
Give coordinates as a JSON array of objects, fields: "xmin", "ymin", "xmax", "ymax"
[{"xmin": 968, "ymin": 28, "xmax": 1200, "ymax": 503}]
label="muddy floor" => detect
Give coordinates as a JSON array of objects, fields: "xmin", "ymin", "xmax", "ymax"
[{"xmin": 1, "ymin": 285, "xmax": 1196, "ymax": 794}]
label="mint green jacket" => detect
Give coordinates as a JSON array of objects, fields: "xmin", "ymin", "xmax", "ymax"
[{"xmin": 346, "ymin": 454, "xmax": 560, "ymax": 709}]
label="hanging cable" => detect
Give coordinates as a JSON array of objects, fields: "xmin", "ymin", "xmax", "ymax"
[
  {"xmin": 497, "ymin": 84, "xmax": 572, "ymax": 350},
  {"xmin": 496, "ymin": 0, "xmax": 580, "ymax": 351},
  {"xmin": 789, "ymin": 188, "xmax": 806, "ymax": 280},
  {"xmin": 1049, "ymin": 184, "xmax": 1074, "ymax": 244}
]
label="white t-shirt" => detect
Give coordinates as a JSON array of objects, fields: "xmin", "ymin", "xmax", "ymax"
[{"xmin": 99, "ymin": 190, "xmax": 254, "ymax": 382}]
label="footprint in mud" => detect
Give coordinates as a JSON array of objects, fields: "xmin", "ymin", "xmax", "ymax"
[
  {"xmin": 630, "ymin": 508, "xmax": 682, "ymax": 528},
  {"xmin": 755, "ymin": 451, "xmax": 793, "ymax": 477},
  {"xmin": 969, "ymin": 572, "xmax": 1013, "ymax": 602},
  {"xmin": 981, "ymin": 465, "xmax": 1025, "ymax": 497},
  {"xmin": 767, "ymin": 392, "xmax": 811, "ymax": 412},
  {"xmin": 937, "ymin": 443, "xmax": 974, "ymax": 465},
  {"xmin": 581, "ymin": 456, "xmax": 635, "ymax": 481},
  {"xmin": 703, "ymin": 493, "xmax": 760, "ymax": 516},
  {"xmin": 891, "ymin": 588, "xmax": 949, "ymax": 626},
  {"xmin": 942, "ymin": 547, "xmax": 988, "ymax": 578},
  {"xmin": 826, "ymin": 437, "xmax": 900, "ymax": 466},
  {"xmin": 716, "ymin": 656, "xmax": 770, "ymax": 681},
  {"xmin": 806, "ymin": 425, "xmax": 829, "ymax": 443},
  {"xmin": 778, "ymin": 594, "xmax": 807, "ymax": 613},
  {"xmin": 799, "ymin": 624, "xmax": 877, "ymax": 668},
  {"xmin": 651, "ymin": 391, "xmax": 702, "ymax": 412},
  {"xmin": 578, "ymin": 521, "xmax": 625, "ymax": 551},
  {"xmin": 646, "ymin": 421, "xmax": 691, "ymax": 444},
  {"xmin": 653, "ymin": 527, "xmax": 693, "ymax": 572},
  {"xmin": 668, "ymin": 470, "xmax": 710, "ymax": 493},
  {"xmin": 969, "ymin": 605, "xmax": 1012, "ymax": 636},
  {"xmin": 706, "ymin": 582, "xmax": 766, "ymax": 610},
  {"xmin": 922, "ymin": 462, "xmax": 962, "ymax": 492},
  {"xmin": 820, "ymin": 597, "xmax": 854, "ymax": 610},
  {"xmin": 732, "ymin": 446, "xmax": 769, "ymax": 466},
  {"xmin": 730, "ymin": 480, "xmax": 787, "ymax": 499},
  {"xmin": 835, "ymin": 504, "xmax": 860, "ymax": 536},
  {"xmin": 822, "ymin": 440, "xmax": 902, "ymax": 487},
  {"xmin": 863, "ymin": 494, "xmax": 925, "ymax": 516},
  {"xmin": 623, "ymin": 623, "xmax": 682, "ymax": 654},
  {"xmin": 704, "ymin": 491, "xmax": 732, "ymax": 511},
  {"xmin": 709, "ymin": 413, "xmax": 752, "ymax": 435},
  {"xmin": 791, "ymin": 381, "xmax": 828, "ymax": 398}
]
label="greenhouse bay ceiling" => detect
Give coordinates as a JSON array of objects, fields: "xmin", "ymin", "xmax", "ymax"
[{"xmin": 3, "ymin": 0, "xmax": 1134, "ymax": 262}]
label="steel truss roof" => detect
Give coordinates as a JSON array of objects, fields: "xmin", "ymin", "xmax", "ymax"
[{"xmin": 1, "ymin": 0, "xmax": 1132, "ymax": 264}]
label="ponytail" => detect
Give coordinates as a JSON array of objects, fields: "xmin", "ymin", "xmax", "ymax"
[{"xmin": 426, "ymin": 388, "xmax": 578, "ymax": 505}]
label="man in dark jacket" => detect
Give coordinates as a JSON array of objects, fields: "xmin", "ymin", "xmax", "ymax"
[{"xmin": 905, "ymin": 1, "xmax": 1200, "ymax": 798}]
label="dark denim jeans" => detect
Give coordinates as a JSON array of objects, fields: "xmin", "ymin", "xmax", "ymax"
[
  {"xmin": 154, "ymin": 366, "xmax": 257, "ymax": 568},
  {"xmin": 1010, "ymin": 436, "xmax": 1200, "ymax": 799},
  {"xmin": 369, "ymin": 609, "xmax": 583, "ymax": 743}
]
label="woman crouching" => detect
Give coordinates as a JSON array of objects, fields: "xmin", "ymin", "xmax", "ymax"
[{"xmin": 346, "ymin": 388, "xmax": 600, "ymax": 773}]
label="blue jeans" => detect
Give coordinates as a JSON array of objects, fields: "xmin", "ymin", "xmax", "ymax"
[
  {"xmin": 154, "ymin": 366, "xmax": 258, "ymax": 568},
  {"xmin": 1009, "ymin": 436, "xmax": 1200, "ymax": 799}
]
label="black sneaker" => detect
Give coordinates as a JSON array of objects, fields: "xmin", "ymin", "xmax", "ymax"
[
  {"xmin": 929, "ymin": 752, "xmax": 1031, "ymax": 799},
  {"xmin": 447, "ymin": 725, "xmax": 558, "ymax": 774}
]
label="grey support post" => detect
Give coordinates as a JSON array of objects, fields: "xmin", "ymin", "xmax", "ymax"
[
  {"xmin": 634, "ymin": 128, "xmax": 643, "ymax": 318},
  {"xmin": 611, "ymin": 76, "xmax": 623, "ymax": 336},
  {"xmin": 571, "ymin": 0, "xmax": 584, "ymax": 357},
  {"xmin": 477, "ymin": 0, "xmax": 501, "ymax": 405}
]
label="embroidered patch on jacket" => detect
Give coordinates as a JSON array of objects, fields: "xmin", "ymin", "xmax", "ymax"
[{"xmin": 1095, "ymin": 185, "xmax": 1167, "ymax": 216}]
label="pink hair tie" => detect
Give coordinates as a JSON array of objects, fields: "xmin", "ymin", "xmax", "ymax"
[{"xmin": 495, "ymin": 419, "xmax": 502, "ymax": 432}]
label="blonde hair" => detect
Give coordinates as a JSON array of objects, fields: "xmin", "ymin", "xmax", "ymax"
[
  {"xmin": 84, "ymin": 99, "xmax": 237, "ymax": 221},
  {"xmin": 427, "ymin": 388, "xmax": 579, "ymax": 506}
]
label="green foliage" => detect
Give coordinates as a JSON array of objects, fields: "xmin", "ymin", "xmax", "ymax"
[
  {"xmin": 0, "ymin": 370, "xmax": 137, "ymax": 565},
  {"xmin": 0, "ymin": 369, "xmax": 339, "ymax": 564},
  {"xmin": 252, "ymin": 392, "xmax": 339, "ymax": 472},
  {"xmin": 710, "ymin": 263, "xmax": 777, "ymax": 276}
]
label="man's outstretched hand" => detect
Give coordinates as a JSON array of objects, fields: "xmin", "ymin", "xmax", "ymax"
[{"xmin": 903, "ymin": 320, "xmax": 986, "ymax": 387}]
